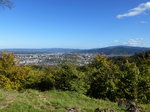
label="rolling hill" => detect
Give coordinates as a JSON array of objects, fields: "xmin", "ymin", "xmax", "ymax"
[{"xmin": 78, "ymin": 46, "xmax": 150, "ymax": 55}]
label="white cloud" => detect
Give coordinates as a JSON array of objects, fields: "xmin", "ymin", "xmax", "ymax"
[
  {"xmin": 113, "ymin": 38, "xmax": 144, "ymax": 46},
  {"xmin": 140, "ymin": 21, "xmax": 148, "ymax": 24},
  {"xmin": 117, "ymin": 2, "xmax": 150, "ymax": 18},
  {"xmin": 124, "ymin": 38, "xmax": 144, "ymax": 46},
  {"xmin": 113, "ymin": 40, "xmax": 120, "ymax": 43}
]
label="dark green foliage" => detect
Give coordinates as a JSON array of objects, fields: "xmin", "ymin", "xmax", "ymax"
[
  {"xmin": 86, "ymin": 53, "xmax": 150, "ymax": 103},
  {"xmin": 55, "ymin": 64, "xmax": 90, "ymax": 94},
  {"xmin": 117, "ymin": 61, "xmax": 139, "ymax": 101},
  {"xmin": 137, "ymin": 59, "xmax": 150, "ymax": 103},
  {"xmin": 87, "ymin": 55, "xmax": 120, "ymax": 101},
  {"xmin": 25, "ymin": 66, "xmax": 57, "ymax": 91}
]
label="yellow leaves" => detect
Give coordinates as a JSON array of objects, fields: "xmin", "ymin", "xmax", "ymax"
[
  {"xmin": 0, "ymin": 75, "xmax": 12, "ymax": 90},
  {"xmin": 0, "ymin": 52, "xmax": 30, "ymax": 90},
  {"xmin": 0, "ymin": 52, "xmax": 15, "ymax": 69}
]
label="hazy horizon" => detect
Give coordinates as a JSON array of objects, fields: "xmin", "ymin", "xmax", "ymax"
[{"xmin": 0, "ymin": 45, "xmax": 150, "ymax": 50}]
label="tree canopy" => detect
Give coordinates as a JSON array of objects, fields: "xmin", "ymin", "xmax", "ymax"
[{"xmin": 0, "ymin": 51, "xmax": 149, "ymax": 103}]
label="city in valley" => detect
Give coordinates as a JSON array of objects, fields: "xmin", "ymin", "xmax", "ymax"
[
  {"xmin": 2, "ymin": 46, "xmax": 150, "ymax": 66},
  {"xmin": 15, "ymin": 53, "xmax": 95, "ymax": 66}
]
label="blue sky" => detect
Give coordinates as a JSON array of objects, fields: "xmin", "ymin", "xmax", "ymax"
[{"xmin": 0, "ymin": 0, "xmax": 150, "ymax": 49}]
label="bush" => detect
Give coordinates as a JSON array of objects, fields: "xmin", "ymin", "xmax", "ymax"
[
  {"xmin": 0, "ymin": 52, "xmax": 30, "ymax": 90},
  {"xmin": 87, "ymin": 55, "xmax": 119, "ymax": 101},
  {"xmin": 0, "ymin": 75, "xmax": 12, "ymax": 89},
  {"xmin": 55, "ymin": 64, "xmax": 90, "ymax": 94}
]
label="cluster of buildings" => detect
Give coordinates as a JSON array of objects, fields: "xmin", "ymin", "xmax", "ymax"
[{"xmin": 15, "ymin": 53, "xmax": 95, "ymax": 66}]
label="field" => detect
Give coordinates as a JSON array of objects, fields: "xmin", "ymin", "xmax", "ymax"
[{"xmin": 0, "ymin": 89, "xmax": 149, "ymax": 112}]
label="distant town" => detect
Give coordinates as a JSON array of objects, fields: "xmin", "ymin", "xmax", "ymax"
[
  {"xmin": 15, "ymin": 53, "xmax": 95, "ymax": 66},
  {"xmin": 1, "ymin": 45, "xmax": 150, "ymax": 66}
]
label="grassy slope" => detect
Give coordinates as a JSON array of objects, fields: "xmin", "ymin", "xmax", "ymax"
[{"xmin": 0, "ymin": 89, "xmax": 149, "ymax": 112}]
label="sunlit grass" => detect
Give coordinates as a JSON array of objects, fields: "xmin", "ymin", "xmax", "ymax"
[{"xmin": 0, "ymin": 89, "xmax": 149, "ymax": 112}]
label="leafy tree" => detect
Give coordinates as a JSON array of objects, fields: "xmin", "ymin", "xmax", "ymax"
[
  {"xmin": 55, "ymin": 64, "xmax": 90, "ymax": 94},
  {"xmin": 25, "ymin": 69, "xmax": 55, "ymax": 91},
  {"xmin": 0, "ymin": 74, "xmax": 12, "ymax": 89},
  {"xmin": 137, "ymin": 58, "xmax": 150, "ymax": 103},
  {"xmin": 118, "ymin": 61, "xmax": 139, "ymax": 102},
  {"xmin": 88, "ymin": 55, "xmax": 119, "ymax": 101},
  {"xmin": 0, "ymin": 52, "xmax": 30, "ymax": 90}
]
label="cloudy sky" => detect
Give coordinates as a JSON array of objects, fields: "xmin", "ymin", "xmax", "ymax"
[{"xmin": 0, "ymin": 0, "xmax": 150, "ymax": 48}]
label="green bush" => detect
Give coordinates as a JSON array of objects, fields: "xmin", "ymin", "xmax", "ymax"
[
  {"xmin": 55, "ymin": 64, "xmax": 90, "ymax": 94},
  {"xmin": 87, "ymin": 55, "xmax": 119, "ymax": 101}
]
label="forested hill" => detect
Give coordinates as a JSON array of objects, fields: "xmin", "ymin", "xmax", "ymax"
[{"xmin": 78, "ymin": 46, "xmax": 150, "ymax": 55}]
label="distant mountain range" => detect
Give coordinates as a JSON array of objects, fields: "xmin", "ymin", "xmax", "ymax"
[
  {"xmin": 78, "ymin": 46, "xmax": 150, "ymax": 55},
  {"xmin": 0, "ymin": 46, "xmax": 150, "ymax": 55}
]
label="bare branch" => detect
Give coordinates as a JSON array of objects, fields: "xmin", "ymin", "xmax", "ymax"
[{"xmin": 0, "ymin": 0, "xmax": 12, "ymax": 8}]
